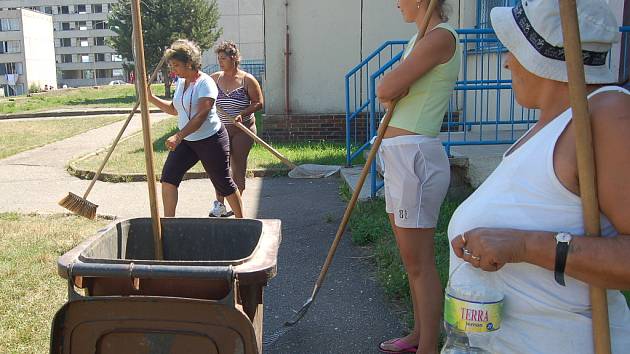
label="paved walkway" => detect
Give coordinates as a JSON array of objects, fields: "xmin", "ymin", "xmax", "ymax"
[{"xmin": 0, "ymin": 117, "xmax": 405, "ymax": 353}]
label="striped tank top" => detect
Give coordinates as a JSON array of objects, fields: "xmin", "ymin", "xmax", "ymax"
[{"xmin": 216, "ymin": 74, "xmax": 254, "ymax": 126}]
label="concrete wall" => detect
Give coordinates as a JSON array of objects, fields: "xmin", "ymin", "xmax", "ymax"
[
  {"xmin": 202, "ymin": 0, "xmax": 264, "ymax": 70},
  {"xmin": 20, "ymin": 9, "xmax": 56, "ymax": 90},
  {"xmin": 264, "ymin": 0, "xmax": 427, "ymax": 115}
]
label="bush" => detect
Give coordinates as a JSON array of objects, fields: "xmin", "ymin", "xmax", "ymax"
[{"xmin": 28, "ymin": 83, "xmax": 41, "ymax": 94}]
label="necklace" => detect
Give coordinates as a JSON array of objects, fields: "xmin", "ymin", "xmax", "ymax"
[{"xmin": 181, "ymin": 72, "xmax": 200, "ymax": 120}]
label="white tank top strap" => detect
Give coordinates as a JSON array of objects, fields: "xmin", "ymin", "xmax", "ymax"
[{"xmin": 552, "ymin": 85, "xmax": 630, "ymax": 145}]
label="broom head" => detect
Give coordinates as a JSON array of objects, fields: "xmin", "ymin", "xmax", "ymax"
[{"xmin": 58, "ymin": 192, "xmax": 98, "ymax": 220}]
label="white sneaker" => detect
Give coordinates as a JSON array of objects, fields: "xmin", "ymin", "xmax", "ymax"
[{"xmin": 209, "ymin": 201, "xmax": 227, "ymax": 217}]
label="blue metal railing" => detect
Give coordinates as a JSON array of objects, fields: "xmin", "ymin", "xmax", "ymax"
[
  {"xmin": 202, "ymin": 59, "xmax": 265, "ymax": 83},
  {"xmin": 346, "ymin": 27, "xmax": 630, "ymax": 198},
  {"xmin": 345, "ymin": 40, "xmax": 407, "ymax": 169},
  {"xmin": 621, "ymin": 26, "xmax": 630, "ymax": 86}
]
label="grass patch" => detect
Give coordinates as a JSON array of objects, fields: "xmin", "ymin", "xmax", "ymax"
[
  {"xmin": 0, "ymin": 213, "xmax": 109, "ymax": 353},
  {"xmin": 73, "ymin": 117, "xmax": 363, "ymax": 175},
  {"xmin": 0, "ymin": 84, "xmax": 166, "ymax": 114},
  {"xmin": 347, "ymin": 192, "xmax": 461, "ymax": 326},
  {"xmin": 0, "ymin": 116, "xmax": 125, "ymax": 159}
]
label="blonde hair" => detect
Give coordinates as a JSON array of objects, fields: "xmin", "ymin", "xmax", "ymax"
[
  {"xmin": 214, "ymin": 40, "xmax": 241, "ymax": 67},
  {"xmin": 165, "ymin": 39, "xmax": 202, "ymax": 70}
]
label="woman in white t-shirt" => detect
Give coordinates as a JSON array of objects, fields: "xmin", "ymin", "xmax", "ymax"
[{"xmin": 148, "ymin": 39, "xmax": 243, "ymax": 218}]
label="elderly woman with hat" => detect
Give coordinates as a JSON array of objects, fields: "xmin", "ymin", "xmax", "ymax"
[{"xmin": 447, "ymin": 0, "xmax": 630, "ymax": 353}]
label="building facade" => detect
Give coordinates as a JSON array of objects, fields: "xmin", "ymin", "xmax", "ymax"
[
  {"xmin": 1, "ymin": 0, "xmax": 123, "ymax": 88},
  {"xmin": 202, "ymin": 0, "xmax": 264, "ymax": 78},
  {"xmin": 0, "ymin": 8, "xmax": 56, "ymax": 96},
  {"xmin": 262, "ymin": 0, "xmax": 629, "ymax": 142}
]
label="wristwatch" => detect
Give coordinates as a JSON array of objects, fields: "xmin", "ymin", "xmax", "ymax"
[{"xmin": 554, "ymin": 232, "xmax": 573, "ymax": 286}]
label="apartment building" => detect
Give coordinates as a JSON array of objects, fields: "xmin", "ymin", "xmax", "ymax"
[
  {"xmin": 1, "ymin": 1, "xmax": 124, "ymax": 88},
  {"xmin": 0, "ymin": 8, "xmax": 56, "ymax": 96}
]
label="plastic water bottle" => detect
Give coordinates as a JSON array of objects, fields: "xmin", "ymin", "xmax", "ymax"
[{"xmin": 440, "ymin": 262, "xmax": 504, "ymax": 354}]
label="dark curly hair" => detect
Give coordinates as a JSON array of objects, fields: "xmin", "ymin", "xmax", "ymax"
[{"xmin": 214, "ymin": 40, "xmax": 242, "ymax": 67}]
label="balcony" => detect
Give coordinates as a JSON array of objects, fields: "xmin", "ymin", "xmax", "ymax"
[
  {"xmin": 54, "ymin": 29, "xmax": 115, "ymax": 38},
  {"xmin": 57, "ymin": 61, "xmax": 124, "ymax": 70}
]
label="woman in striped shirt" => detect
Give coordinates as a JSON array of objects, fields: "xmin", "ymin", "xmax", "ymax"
[{"xmin": 209, "ymin": 41, "xmax": 264, "ymax": 217}]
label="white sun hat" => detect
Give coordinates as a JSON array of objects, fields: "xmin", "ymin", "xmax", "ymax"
[{"xmin": 490, "ymin": 0, "xmax": 620, "ymax": 84}]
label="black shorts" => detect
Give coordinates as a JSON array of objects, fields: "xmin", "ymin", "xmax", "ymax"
[{"xmin": 160, "ymin": 125, "xmax": 238, "ymax": 197}]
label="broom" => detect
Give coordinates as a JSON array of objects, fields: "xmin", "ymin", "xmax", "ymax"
[{"xmin": 58, "ymin": 55, "xmax": 167, "ymax": 219}]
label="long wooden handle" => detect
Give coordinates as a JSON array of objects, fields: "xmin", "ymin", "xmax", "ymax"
[
  {"xmin": 215, "ymin": 106, "xmax": 298, "ymax": 169},
  {"xmin": 558, "ymin": 1, "xmax": 611, "ymax": 353},
  {"xmin": 82, "ymin": 55, "xmax": 167, "ymax": 199},
  {"xmin": 310, "ymin": 0, "xmax": 440, "ymax": 298},
  {"xmin": 131, "ymin": 0, "xmax": 163, "ymax": 260}
]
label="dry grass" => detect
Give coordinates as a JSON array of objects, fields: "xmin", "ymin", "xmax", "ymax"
[
  {"xmin": 0, "ymin": 84, "xmax": 166, "ymax": 114},
  {"xmin": 0, "ymin": 213, "xmax": 109, "ymax": 353},
  {"xmin": 72, "ymin": 116, "xmax": 359, "ymax": 176},
  {"xmin": 0, "ymin": 116, "xmax": 125, "ymax": 159}
]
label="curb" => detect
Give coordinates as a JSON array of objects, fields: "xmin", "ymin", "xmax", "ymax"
[
  {"xmin": 66, "ymin": 162, "xmax": 291, "ymax": 183},
  {"xmin": 0, "ymin": 108, "xmax": 162, "ymax": 120}
]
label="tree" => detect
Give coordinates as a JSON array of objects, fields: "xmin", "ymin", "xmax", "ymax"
[{"xmin": 108, "ymin": 0, "xmax": 222, "ymax": 97}]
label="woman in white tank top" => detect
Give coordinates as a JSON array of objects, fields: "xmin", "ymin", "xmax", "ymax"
[{"xmin": 448, "ymin": 2, "xmax": 630, "ymax": 353}]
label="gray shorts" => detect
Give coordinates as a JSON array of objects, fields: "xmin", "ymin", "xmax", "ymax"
[{"xmin": 379, "ymin": 135, "xmax": 450, "ymax": 228}]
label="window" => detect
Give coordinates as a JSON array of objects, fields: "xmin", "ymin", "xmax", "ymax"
[
  {"xmin": 94, "ymin": 21, "xmax": 109, "ymax": 30},
  {"xmin": 82, "ymin": 70, "xmax": 94, "ymax": 80},
  {"xmin": 93, "ymin": 4, "xmax": 103, "ymax": 13},
  {"xmin": 81, "ymin": 54, "xmax": 91, "ymax": 63},
  {"xmin": 61, "ymin": 70, "xmax": 79, "ymax": 79},
  {"xmin": 111, "ymin": 54, "xmax": 123, "ymax": 62},
  {"xmin": 76, "ymin": 4, "xmax": 87, "ymax": 14},
  {"xmin": 61, "ymin": 22, "xmax": 71, "ymax": 31},
  {"xmin": 0, "ymin": 40, "xmax": 21, "ymax": 54},
  {"xmin": 0, "ymin": 62, "xmax": 24, "ymax": 75},
  {"xmin": 79, "ymin": 38, "xmax": 89, "ymax": 47},
  {"xmin": 94, "ymin": 37, "xmax": 105, "ymax": 46},
  {"xmin": 474, "ymin": 0, "xmax": 518, "ymax": 50},
  {"xmin": 60, "ymin": 38, "xmax": 71, "ymax": 47},
  {"xmin": 95, "ymin": 53, "xmax": 105, "ymax": 62},
  {"xmin": 61, "ymin": 54, "xmax": 73, "ymax": 63},
  {"xmin": 96, "ymin": 69, "xmax": 110, "ymax": 78},
  {"xmin": 0, "ymin": 18, "xmax": 20, "ymax": 32},
  {"xmin": 44, "ymin": 6, "xmax": 53, "ymax": 14},
  {"xmin": 112, "ymin": 69, "xmax": 124, "ymax": 77},
  {"xmin": 59, "ymin": 6, "xmax": 69, "ymax": 14},
  {"xmin": 476, "ymin": 0, "xmax": 519, "ymax": 29},
  {"xmin": 77, "ymin": 21, "xmax": 87, "ymax": 31}
]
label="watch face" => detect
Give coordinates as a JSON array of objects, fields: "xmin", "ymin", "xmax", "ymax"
[{"xmin": 556, "ymin": 233, "xmax": 572, "ymax": 243}]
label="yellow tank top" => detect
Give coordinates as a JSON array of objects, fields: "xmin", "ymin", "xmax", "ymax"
[{"xmin": 388, "ymin": 23, "xmax": 460, "ymax": 137}]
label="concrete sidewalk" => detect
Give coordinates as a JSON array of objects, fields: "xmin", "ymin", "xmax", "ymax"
[
  {"xmin": 0, "ymin": 118, "xmax": 406, "ymax": 353},
  {"xmin": 0, "ymin": 107, "xmax": 162, "ymax": 120}
]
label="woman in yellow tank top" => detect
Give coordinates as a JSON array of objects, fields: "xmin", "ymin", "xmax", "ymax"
[{"xmin": 376, "ymin": 1, "xmax": 460, "ymax": 353}]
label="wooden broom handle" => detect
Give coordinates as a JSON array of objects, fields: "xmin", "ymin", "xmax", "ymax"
[
  {"xmin": 558, "ymin": 1, "xmax": 611, "ymax": 353},
  {"xmin": 131, "ymin": 0, "xmax": 163, "ymax": 260},
  {"xmin": 215, "ymin": 106, "xmax": 298, "ymax": 169},
  {"xmin": 311, "ymin": 0, "xmax": 440, "ymax": 297},
  {"xmin": 82, "ymin": 55, "xmax": 168, "ymax": 199}
]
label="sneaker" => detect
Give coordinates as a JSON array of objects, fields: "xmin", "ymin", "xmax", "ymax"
[{"xmin": 209, "ymin": 201, "xmax": 234, "ymax": 217}]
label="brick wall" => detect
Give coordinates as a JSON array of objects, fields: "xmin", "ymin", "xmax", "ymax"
[
  {"xmin": 260, "ymin": 112, "xmax": 460, "ymax": 142},
  {"xmin": 261, "ymin": 114, "xmax": 369, "ymax": 142}
]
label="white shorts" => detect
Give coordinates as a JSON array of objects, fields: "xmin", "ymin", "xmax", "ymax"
[{"xmin": 379, "ymin": 135, "xmax": 450, "ymax": 228}]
